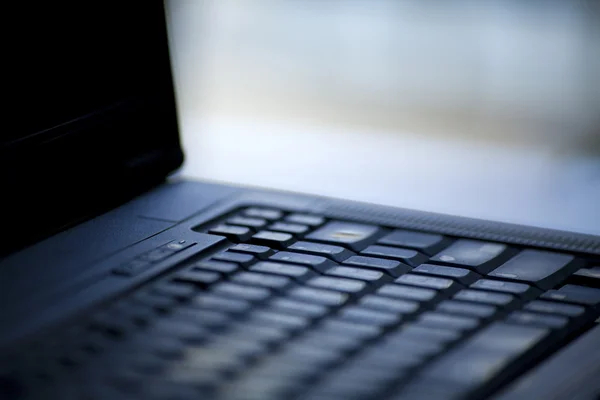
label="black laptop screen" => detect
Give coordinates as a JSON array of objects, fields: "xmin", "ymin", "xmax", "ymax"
[{"xmin": 2, "ymin": 1, "xmax": 183, "ymax": 255}]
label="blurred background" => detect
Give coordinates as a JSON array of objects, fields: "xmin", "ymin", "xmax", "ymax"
[{"xmin": 165, "ymin": 0, "xmax": 600, "ymax": 234}]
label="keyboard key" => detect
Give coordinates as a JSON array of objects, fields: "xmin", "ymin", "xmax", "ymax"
[
  {"xmin": 436, "ymin": 300, "xmax": 497, "ymax": 319},
  {"xmin": 250, "ymin": 310, "xmax": 310, "ymax": 331},
  {"xmin": 338, "ymin": 306, "xmax": 401, "ymax": 327},
  {"xmin": 268, "ymin": 222, "xmax": 310, "ymax": 236},
  {"xmin": 211, "ymin": 282, "xmax": 271, "ymax": 302},
  {"xmin": 212, "ymin": 251, "xmax": 255, "ymax": 267},
  {"xmin": 507, "ymin": 311, "xmax": 568, "ymax": 329},
  {"xmin": 454, "ymin": 289, "xmax": 516, "ymax": 307},
  {"xmin": 270, "ymin": 298, "xmax": 329, "ymax": 318},
  {"xmin": 417, "ymin": 312, "xmax": 480, "ymax": 331},
  {"xmin": 343, "ymin": 255, "xmax": 410, "ymax": 277},
  {"xmin": 173, "ymin": 270, "xmax": 220, "ymax": 287},
  {"xmin": 413, "ymin": 263, "xmax": 480, "ymax": 284},
  {"xmin": 470, "ymin": 279, "xmax": 539, "ymax": 299},
  {"xmin": 489, "ymin": 250, "xmax": 580, "ymax": 290},
  {"xmin": 228, "ymin": 323, "xmax": 289, "ymax": 345},
  {"xmin": 169, "ymin": 308, "xmax": 231, "ymax": 330},
  {"xmin": 570, "ymin": 267, "xmax": 600, "ymax": 288},
  {"xmin": 430, "ymin": 240, "xmax": 510, "ymax": 274},
  {"xmin": 307, "ymin": 276, "xmax": 367, "ymax": 294},
  {"xmin": 361, "ymin": 245, "xmax": 427, "ymax": 267},
  {"xmin": 229, "ymin": 243, "xmax": 274, "ymax": 259},
  {"xmin": 524, "ymin": 300, "xmax": 585, "ymax": 318},
  {"xmin": 422, "ymin": 322, "xmax": 549, "ymax": 386},
  {"xmin": 151, "ymin": 282, "xmax": 196, "ymax": 301},
  {"xmin": 395, "ymin": 274, "xmax": 460, "ymax": 293},
  {"xmin": 400, "ymin": 323, "xmax": 462, "ymax": 343},
  {"xmin": 285, "ymin": 214, "xmax": 325, "ymax": 227},
  {"xmin": 288, "ymin": 241, "xmax": 353, "ymax": 262},
  {"xmin": 320, "ymin": 319, "xmax": 383, "ymax": 340},
  {"xmin": 326, "ymin": 266, "xmax": 388, "ymax": 282},
  {"xmin": 289, "ymin": 287, "xmax": 348, "ymax": 306},
  {"xmin": 359, "ymin": 294, "xmax": 420, "ymax": 314},
  {"xmin": 305, "ymin": 221, "xmax": 381, "ymax": 251},
  {"xmin": 377, "ymin": 284, "xmax": 440, "ymax": 303},
  {"xmin": 192, "ymin": 294, "xmax": 251, "ymax": 314},
  {"xmin": 249, "ymin": 261, "xmax": 316, "ymax": 282},
  {"xmin": 244, "ymin": 208, "xmax": 283, "ymax": 220},
  {"xmin": 299, "ymin": 331, "xmax": 364, "ymax": 353},
  {"xmin": 252, "ymin": 231, "xmax": 295, "ymax": 248},
  {"xmin": 269, "ymin": 251, "xmax": 333, "ymax": 272},
  {"xmin": 540, "ymin": 284, "xmax": 600, "ymax": 308},
  {"xmin": 209, "ymin": 225, "xmax": 252, "ymax": 241},
  {"xmin": 194, "ymin": 260, "xmax": 238, "ymax": 274},
  {"xmin": 227, "ymin": 216, "xmax": 268, "ymax": 230},
  {"xmin": 378, "ymin": 230, "xmax": 450, "ymax": 256},
  {"xmin": 231, "ymin": 272, "xmax": 293, "ymax": 291}
]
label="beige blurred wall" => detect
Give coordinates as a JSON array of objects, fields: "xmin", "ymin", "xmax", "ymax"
[{"xmin": 166, "ymin": 0, "xmax": 600, "ymax": 154}]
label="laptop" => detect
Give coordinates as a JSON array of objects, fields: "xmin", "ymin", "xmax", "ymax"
[{"xmin": 1, "ymin": 2, "xmax": 599, "ymax": 399}]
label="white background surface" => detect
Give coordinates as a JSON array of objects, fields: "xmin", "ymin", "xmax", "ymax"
[{"xmin": 166, "ymin": 1, "xmax": 600, "ymax": 235}]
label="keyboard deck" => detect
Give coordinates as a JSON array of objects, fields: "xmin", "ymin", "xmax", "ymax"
[{"xmin": 3, "ymin": 207, "xmax": 600, "ymax": 400}]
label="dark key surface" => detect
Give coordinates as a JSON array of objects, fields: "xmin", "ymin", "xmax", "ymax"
[
  {"xmin": 211, "ymin": 282, "xmax": 272, "ymax": 302},
  {"xmin": 250, "ymin": 310, "xmax": 310, "ymax": 331},
  {"xmin": 250, "ymin": 261, "xmax": 316, "ymax": 281},
  {"xmin": 422, "ymin": 322, "xmax": 549, "ymax": 388},
  {"xmin": 227, "ymin": 216, "xmax": 268, "ymax": 230},
  {"xmin": 209, "ymin": 225, "xmax": 252, "ymax": 242},
  {"xmin": 359, "ymin": 294, "xmax": 420, "ymax": 314},
  {"xmin": 325, "ymin": 266, "xmax": 388, "ymax": 282},
  {"xmin": 571, "ymin": 267, "xmax": 600, "ymax": 288},
  {"xmin": 412, "ymin": 263, "xmax": 481, "ymax": 284},
  {"xmin": 454, "ymin": 289, "xmax": 516, "ymax": 307},
  {"xmin": 395, "ymin": 274, "xmax": 460, "ymax": 293},
  {"xmin": 338, "ymin": 306, "xmax": 401, "ymax": 327},
  {"xmin": 229, "ymin": 243, "xmax": 274, "ymax": 259},
  {"xmin": 436, "ymin": 300, "xmax": 497, "ymax": 319},
  {"xmin": 151, "ymin": 282, "xmax": 196, "ymax": 301},
  {"xmin": 268, "ymin": 222, "xmax": 310, "ymax": 236},
  {"xmin": 269, "ymin": 251, "xmax": 333, "ymax": 272},
  {"xmin": 252, "ymin": 231, "xmax": 295, "ymax": 248},
  {"xmin": 361, "ymin": 245, "xmax": 427, "ymax": 267},
  {"xmin": 192, "ymin": 294, "xmax": 251, "ymax": 314},
  {"xmin": 243, "ymin": 207, "xmax": 283, "ymax": 220},
  {"xmin": 418, "ymin": 311, "xmax": 480, "ymax": 331},
  {"xmin": 288, "ymin": 241, "xmax": 353, "ymax": 262},
  {"xmin": 194, "ymin": 260, "xmax": 239, "ymax": 274},
  {"xmin": 489, "ymin": 250, "xmax": 580, "ymax": 290},
  {"xmin": 506, "ymin": 311, "xmax": 568, "ymax": 329},
  {"xmin": 343, "ymin": 255, "xmax": 410, "ymax": 277},
  {"xmin": 401, "ymin": 323, "xmax": 462, "ymax": 343},
  {"xmin": 377, "ymin": 284, "xmax": 440, "ymax": 303},
  {"xmin": 540, "ymin": 284, "xmax": 600, "ymax": 308},
  {"xmin": 212, "ymin": 251, "xmax": 255, "ymax": 267},
  {"xmin": 305, "ymin": 221, "xmax": 381, "ymax": 251},
  {"xmin": 319, "ymin": 319, "xmax": 382, "ymax": 340},
  {"xmin": 523, "ymin": 300, "xmax": 585, "ymax": 318},
  {"xmin": 430, "ymin": 240, "xmax": 509, "ymax": 274},
  {"xmin": 173, "ymin": 270, "xmax": 220, "ymax": 287},
  {"xmin": 270, "ymin": 298, "xmax": 329, "ymax": 318},
  {"xmin": 289, "ymin": 287, "xmax": 348, "ymax": 306},
  {"xmin": 307, "ymin": 276, "xmax": 367, "ymax": 294},
  {"xmin": 231, "ymin": 271, "xmax": 293, "ymax": 291},
  {"xmin": 285, "ymin": 214, "xmax": 325, "ymax": 227},
  {"xmin": 470, "ymin": 279, "xmax": 539, "ymax": 299},
  {"xmin": 377, "ymin": 230, "xmax": 449, "ymax": 256}
]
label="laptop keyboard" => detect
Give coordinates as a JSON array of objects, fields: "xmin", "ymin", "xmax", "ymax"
[{"xmin": 3, "ymin": 207, "xmax": 600, "ymax": 400}]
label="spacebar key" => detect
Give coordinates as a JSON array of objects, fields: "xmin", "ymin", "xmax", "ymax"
[{"xmin": 421, "ymin": 322, "xmax": 550, "ymax": 394}]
